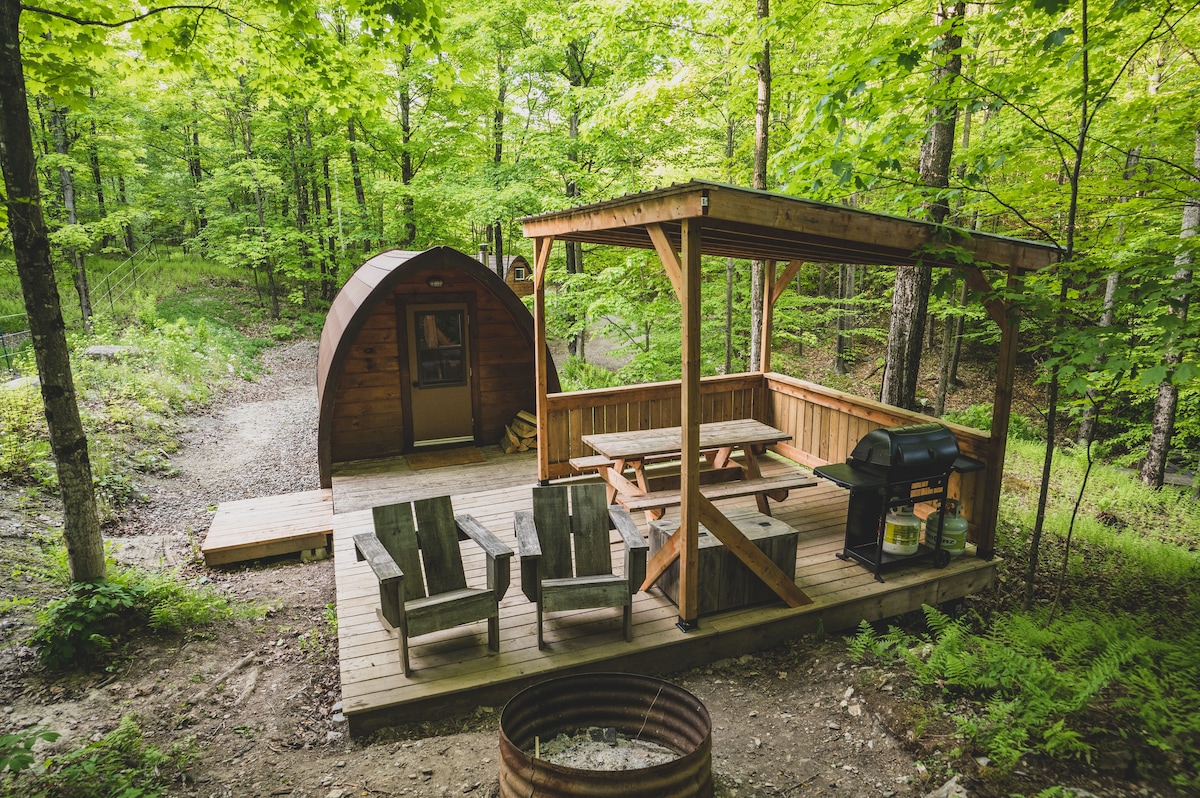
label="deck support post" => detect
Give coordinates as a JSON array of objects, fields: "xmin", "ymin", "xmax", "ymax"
[
  {"xmin": 533, "ymin": 236, "xmax": 555, "ymax": 483},
  {"xmin": 978, "ymin": 265, "xmax": 1021, "ymax": 557},
  {"xmin": 679, "ymin": 218, "xmax": 703, "ymax": 626}
]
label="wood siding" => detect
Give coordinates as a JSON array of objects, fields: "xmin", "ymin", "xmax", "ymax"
[
  {"xmin": 539, "ymin": 372, "xmax": 991, "ymax": 542},
  {"xmin": 541, "ymin": 374, "xmax": 765, "ymax": 479},
  {"xmin": 319, "ymin": 248, "xmax": 555, "ymax": 485}
]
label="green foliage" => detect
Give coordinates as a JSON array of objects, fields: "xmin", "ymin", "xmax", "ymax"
[
  {"xmin": 0, "ymin": 278, "xmax": 269, "ymax": 520},
  {"xmin": 6, "ymin": 715, "xmax": 192, "ymax": 798},
  {"xmin": 851, "ymin": 605, "xmax": 1200, "ymax": 785},
  {"xmin": 558, "ymin": 356, "xmax": 622, "ymax": 391},
  {"xmin": 942, "ymin": 403, "xmax": 1042, "ymax": 442},
  {"xmin": 1, "ymin": 728, "xmax": 60, "ymax": 775},
  {"xmin": 29, "ymin": 566, "xmax": 234, "ymax": 671},
  {"xmin": 0, "ymin": 380, "xmax": 54, "ymax": 486}
]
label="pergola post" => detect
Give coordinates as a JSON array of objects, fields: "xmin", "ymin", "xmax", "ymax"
[
  {"xmin": 533, "ymin": 236, "xmax": 554, "ymax": 484},
  {"xmin": 759, "ymin": 260, "xmax": 776, "ymax": 374},
  {"xmin": 978, "ymin": 266, "xmax": 1022, "ymax": 557},
  {"xmin": 678, "ymin": 219, "xmax": 702, "ymax": 628}
]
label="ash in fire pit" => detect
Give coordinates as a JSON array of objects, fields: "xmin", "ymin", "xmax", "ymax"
[{"xmin": 533, "ymin": 727, "xmax": 679, "ymax": 770}]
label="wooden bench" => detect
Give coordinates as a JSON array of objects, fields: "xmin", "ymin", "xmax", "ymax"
[{"xmin": 619, "ymin": 472, "xmax": 819, "ymax": 514}]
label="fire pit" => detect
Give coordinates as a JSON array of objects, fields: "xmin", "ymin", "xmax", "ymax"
[{"xmin": 498, "ymin": 672, "xmax": 713, "ymax": 797}]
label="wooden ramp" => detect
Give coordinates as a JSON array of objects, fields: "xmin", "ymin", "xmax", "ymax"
[
  {"xmin": 202, "ymin": 489, "xmax": 333, "ymax": 566},
  {"xmin": 332, "ymin": 463, "xmax": 997, "ymax": 735}
]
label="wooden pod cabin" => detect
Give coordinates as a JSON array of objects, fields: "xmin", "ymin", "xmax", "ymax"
[{"xmin": 316, "ymin": 247, "xmax": 559, "ymax": 487}]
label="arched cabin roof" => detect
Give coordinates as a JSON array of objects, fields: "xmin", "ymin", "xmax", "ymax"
[{"xmin": 316, "ymin": 247, "xmax": 559, "ymax": 487}]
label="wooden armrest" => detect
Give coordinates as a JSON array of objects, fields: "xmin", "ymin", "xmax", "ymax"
[
  {"xmin": 457, "ymin": 513, "xmax": 513, "ymax": 601},
  {"xmin": 513, "ymin": 510, "xmax": 541, "ymax": 558},
  {"xmin": 513, "ymin": 510, "xmax": 542, "ymax": 604},
  {"xmin": 353, "ymin": 533, "xmax": 403, "ymax": 583},
  {"xmin": 456, "ymin": 514, "xmax": 514, "ymax": 560},
  {"xmin": 609, "ymin": 505, "xmax": 648, "ymax": 552},
  {"xmin": 609, "ymin": 505, "xmax": 648, "ymax": 594}
]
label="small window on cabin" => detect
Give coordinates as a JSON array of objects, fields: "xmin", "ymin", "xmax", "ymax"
[
  {"xmin": 513, "ymin": 266, "xmax": 526, "ymax": 280},
  {"xmin": 415, "ymin": 310, "xmax": 466, "ymax": 387}
]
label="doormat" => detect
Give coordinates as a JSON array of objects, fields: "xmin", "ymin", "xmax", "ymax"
[{"xmin": 406, "ymin": 447, "xmax": 486, "ymax": 471}]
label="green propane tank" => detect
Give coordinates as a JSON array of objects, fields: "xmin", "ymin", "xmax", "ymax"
[
  {"xmin": 925, "ymin": 499, "xmax": 968, "ymax": 558},
  {"xmin": 882, "ymin": 505, "xmax": 921, "ymax": 556}
]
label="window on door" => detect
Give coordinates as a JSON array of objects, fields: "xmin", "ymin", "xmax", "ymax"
[{"xmin": 414, "ymin": 309, "xmax": 466, "ymax": 387}]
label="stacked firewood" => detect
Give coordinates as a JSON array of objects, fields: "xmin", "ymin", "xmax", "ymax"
[{"xmin": 500, "ymin": 410, "xmax": 538, "ymax": 454}]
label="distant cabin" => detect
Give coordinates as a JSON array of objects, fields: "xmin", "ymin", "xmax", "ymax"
[
  {"xmin": 476, "ymin": 250, "xmax": 535, "ymax": 298},
  {"xmin": 316, "ymin": 247, "xmax": 560, "ymax": 488},
  {"xmin": 501, "ymin": 254, "xmax": 533, "ymax": 298}
]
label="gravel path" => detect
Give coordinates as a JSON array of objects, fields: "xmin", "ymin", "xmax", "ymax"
[{"xmin": 111, "ymin": 339, "xmax": 321, "ymax": 566}]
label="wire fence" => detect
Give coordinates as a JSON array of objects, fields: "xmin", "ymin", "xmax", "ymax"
[
  {"xmin": 0, "ymin": 321, "xmax": 30, "ymax": 371},
  {"xmin": 2, "ymin": 243, "xmax": 161, "ymax": 374}
]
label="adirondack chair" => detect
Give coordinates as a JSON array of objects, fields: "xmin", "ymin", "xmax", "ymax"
[
  {"xmin": 514, "ymin": 483, "xmax": 649, "ymax": 649},
  {"xmin": 353, "ymin": 496, "xmax": 513, "ymax": 676}
]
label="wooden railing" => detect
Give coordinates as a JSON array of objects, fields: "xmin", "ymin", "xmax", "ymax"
[
  {"xmin": 541, "ymin": 373, "xmax": 765, "ymax": 479},
  {"xmin": 763, "ymin": 373, "xmax": 993, "ymax": 532},
  {"xmin": 542, "ymin": 371, "xmax": 995, "ymax": 539}
]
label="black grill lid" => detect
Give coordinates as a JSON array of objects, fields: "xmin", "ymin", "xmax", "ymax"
[{"xmin": 848, "ymin": 422, "xmax": 960, "ymax": 477}]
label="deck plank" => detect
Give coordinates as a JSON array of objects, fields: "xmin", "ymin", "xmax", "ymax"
[
  {"xmin": 327, "ymin": 450, "xmax": 998, "ymax": 734},
  {"xmin": 201, "ymin": 489, "xmax": 333, "ymax": 565}
]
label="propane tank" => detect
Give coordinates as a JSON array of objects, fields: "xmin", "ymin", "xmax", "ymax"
[
  {"xmin": 925, "ymin": 499, "xmax": 968, "ymax": 558},
  {"xmin": 882, "ymin": 505, "xmax": 921, "ymax": 556}
]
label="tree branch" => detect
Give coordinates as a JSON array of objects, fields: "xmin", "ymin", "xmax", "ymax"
[{"xmin": 22, "ymin": 2, "xmax": 263, "ymax": 32}]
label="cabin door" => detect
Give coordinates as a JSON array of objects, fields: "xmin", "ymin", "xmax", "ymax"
[{"xmin": 406, "ymin": 303, "xmax": 474, "ymax": 446}]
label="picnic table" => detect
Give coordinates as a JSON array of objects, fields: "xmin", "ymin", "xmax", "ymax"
[{"xmin": 574, "ymin": 419, "xmax": 817, "ymax": 518}]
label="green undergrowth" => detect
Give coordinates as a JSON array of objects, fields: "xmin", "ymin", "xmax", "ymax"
[
  {"xmin": 0, "ymin": 284, "xmax": 272, "ymax": 521},
  {"xmin": 22, "ymin": 539, "xmax": 266, "ymax": 671},
  {"xmin": 1, "ymin": 714, "xmax": 193, "ymax": 798},
  {"xmin": 845, "ymin": 438, "xmax": 1200, "ymax": 790},
  {"xmin": 850, "ymin": 604, "xmax": 1200, "ymax": 790}
]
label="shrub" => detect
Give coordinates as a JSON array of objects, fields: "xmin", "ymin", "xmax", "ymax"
[
  {"xmin": 12, "ymin": 714, "xmax": 192, "ymax": 798},
  {"xmin": 29, "ymin": 566, "xmax": 234, "ymax": 671},
  {"xmin": 943, "ymin": 403, "xmax": 1042, "ymax": 441}
]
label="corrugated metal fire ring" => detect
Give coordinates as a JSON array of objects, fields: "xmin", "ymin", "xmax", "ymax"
[{"xmin": 498, "ymin": 672, "xmax": 713, "ymax": 797}]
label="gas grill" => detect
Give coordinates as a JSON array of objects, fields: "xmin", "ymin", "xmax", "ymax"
[{"xmin": 815, "ymin": 422, "xmax": 984, "ymax": 579}]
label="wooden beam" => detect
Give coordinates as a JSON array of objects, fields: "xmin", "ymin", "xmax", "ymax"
[
  {"xmin": 770, "ymin": 260, "xmax": 804, "ymax": 305},
  {"xmin": 647, "ymin": 223, "xmax": 685, "ymax": 301},
  {"xmin": 521, "ymin": 189, "xmax": 706, "ymax": 239},
  {"xmin": 641, "ymin": 524, "xmax": 682, "ymax": 591},
  {"xmin": 533, "ymin": 235, "xmax": 553, "ymax": 291},
  {"xmin": 978, "ymin": 266, "xmax": 1021, "ymax": 557},
  {"xmin": 679, "ymin": 218, "xmax": 702, "ymax": 626},
  {"xmin": 760, "ymin": 259, "xmax": 775, "ymax": 373},
  {"xmin": 702, "ymin": 185, "xmax": 1060, "ymax": 272},
  {"xmin": 533, "ymin": 236, "xmax": 554, "ymax": 482},
  {"xmin": 696, "ymin": 497, "xmax": 811, "ymax": 607},
  {"xmin": 956, "ymin": 263, "xmax": 1007, "ymax": 327}
]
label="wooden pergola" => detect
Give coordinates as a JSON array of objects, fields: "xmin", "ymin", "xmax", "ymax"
[{"xmin": 521, "ymin": 180, "xmax": 1060, "ymax": 629}]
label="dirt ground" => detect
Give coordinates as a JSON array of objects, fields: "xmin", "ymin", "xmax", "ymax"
[{"xmin": 0, "ymin": 341, "xmax": 1169, "ymax": 798}]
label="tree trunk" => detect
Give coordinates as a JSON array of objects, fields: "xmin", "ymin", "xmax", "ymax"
[
  {"xmin": 398, "ymin": 44, "xmax": 416, "ymax": 248},
  {"xmin": 564, "ymin": 48, "xmax": 586, "ymax": 359},
  {"xmin": 323, "ymin": 149, "xmax": 336, "ymax": 278},
  {"xmin": 116, "ymin": 175, "xmax": 134, "ymax": 252},
  {"xmin": 50, "ymin": 104, "xmax": 93, "ymax": 331},
  {"xmin": 835, "ymin": 264, "xmax": 855, "ymax": 376},
  {"xmin": 1140, "ymin": 123, "xmax": 1198, "ymax": 487},
  {"xmin": 0, "ymin": 0, "xmax": 105, "ymax": 582},
  {"xmin": 88, "ymin": 113, "xmax": 112, "ymax": 250},
  {"xmin": 748, "ymin": 0, "xmax": 770, "ymax": 373},
  {"xmin": 881, "ymin": 1, "xmax": 963, "ymax": 409},
  {"xmin": 347, "ymin": 117, "xmax": 370, "ymax": 253},
  {"xmin": 492, "ymin": 49, "xmax": 506, "ymax": 279}
]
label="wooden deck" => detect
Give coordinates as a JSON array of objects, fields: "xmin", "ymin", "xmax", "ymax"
[
  {"xmin": 330, "ymin": 450, "xmax": 997, "ymax": 735},
  {"xmin": 201, "ymin": 489, "xmax": 333, "ymax": 566}
]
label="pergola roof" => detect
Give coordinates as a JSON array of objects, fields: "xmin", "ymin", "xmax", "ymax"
[{"xmin": 521, "ymin": 180, "xmax": 1061, "ymax": 272}]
